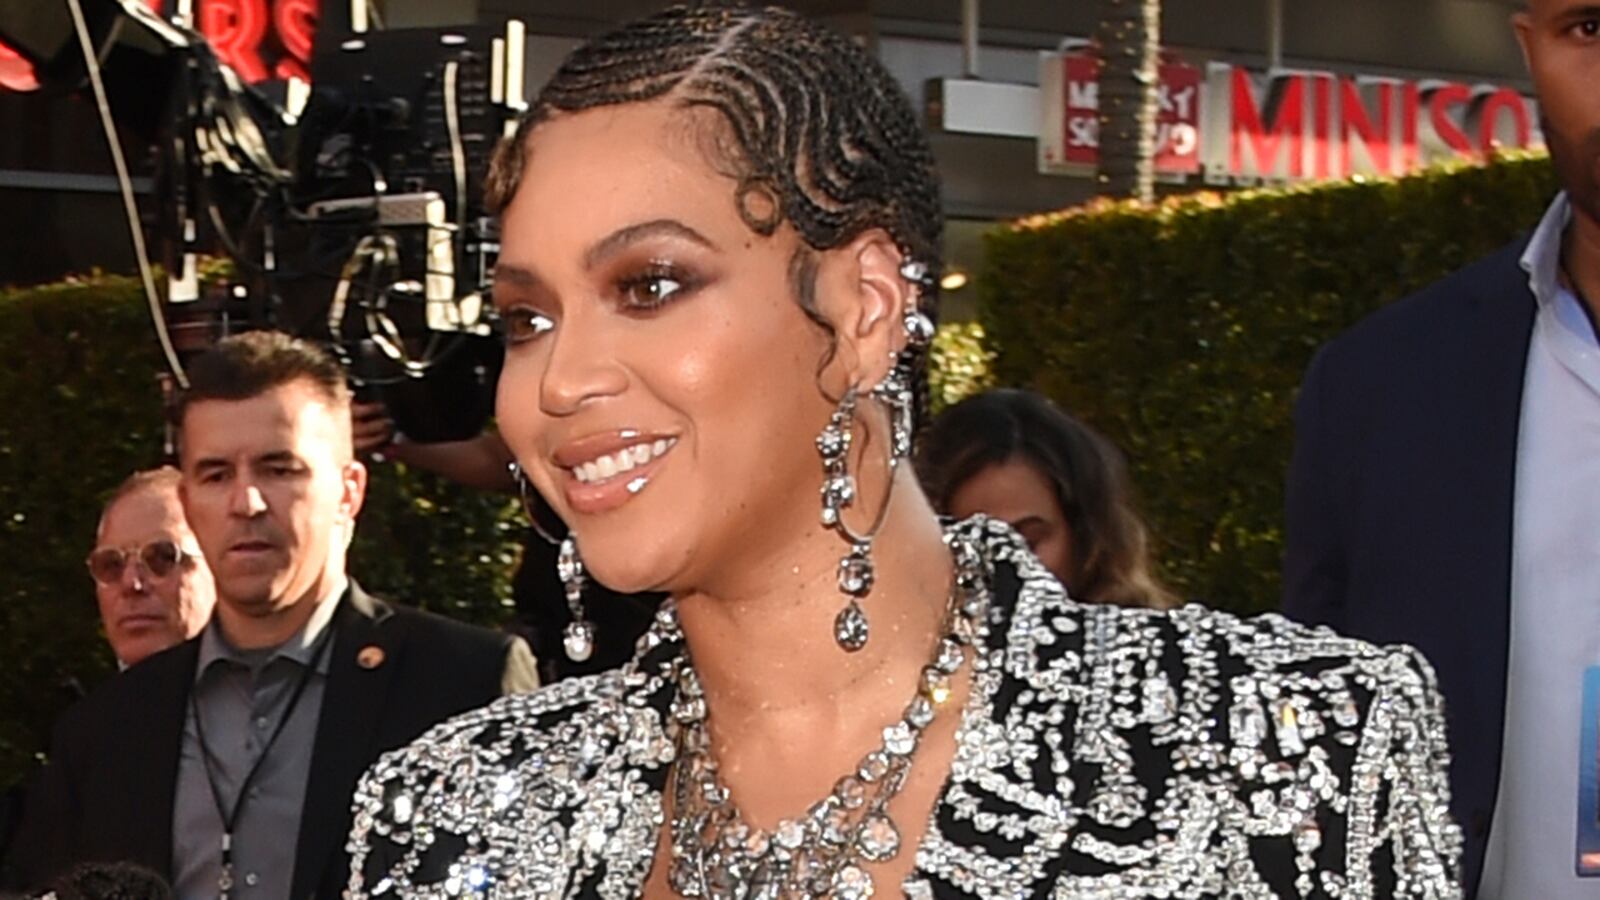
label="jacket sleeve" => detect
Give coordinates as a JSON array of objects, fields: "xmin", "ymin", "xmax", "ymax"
[
  {"xmin": 1345, "ymin": 645, "xmax": 1463, "ymax": 898},
  {"xmin": 1, "ymin": 715, "xmax": 81, "ymax": 891},
  {"xmin": 1281, "ymin": 344, "xmax": 1349, "ymax": 629}
]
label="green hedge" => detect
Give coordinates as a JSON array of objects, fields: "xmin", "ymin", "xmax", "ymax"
[
  {"xmin": 0, "ymin": 273, "xmax": 998, "ymax": 790},
  {"xmin": 0, "ymin": 277, "xmax": 520, "ymax": 787},
  {"xmin": 0, "ymin": 151, "xmax": 1554, "ymax": 786},
  {"xmin": 980, "ymin": 150, "xmax": 1559, "ymax": 614}
]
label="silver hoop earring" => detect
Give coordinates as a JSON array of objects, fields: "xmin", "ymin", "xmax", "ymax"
[
  {"xmin": 510, "ymin": 462, "xmax": 595, "ymax": 662},
  {"xmin": 814, "ymin": 257, "xmax": 934, "ymax": 653},
  {"xmin": 817, "ymin": 388, "xmax": 896, "ymax": 652},
  {"xmin": 510, "ymin": 462, "xmax": 567, "ymax": 545}
]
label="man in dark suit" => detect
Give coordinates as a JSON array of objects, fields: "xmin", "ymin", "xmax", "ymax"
[
  {"xmin": 1281, "ymin": 2, "xmax": 1600, "ymax": 896},
  {"xmin": 3, "ymin": 330, "xmax": 538, "ymax": 898}
]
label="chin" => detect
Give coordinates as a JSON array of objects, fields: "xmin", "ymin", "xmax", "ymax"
[
  {"xmin": 577, "ymin": 531, "xmax": 687, "ymax": 595},
  {"xmin": 218, "ymin": 577, "xmax": 285, "ymax": 614}
]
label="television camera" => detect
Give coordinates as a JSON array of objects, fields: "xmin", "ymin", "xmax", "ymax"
[{"xmin": 0, "ymin": 0, "xmax": 529, "ymax": 441}]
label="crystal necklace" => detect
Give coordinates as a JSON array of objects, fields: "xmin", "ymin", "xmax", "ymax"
[{"xmin": 666, "ymin": 533, "xmax": 989, "ymax": 900}]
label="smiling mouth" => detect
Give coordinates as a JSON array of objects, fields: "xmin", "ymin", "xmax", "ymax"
[{"xmin": 569, "ymin": 437, "xmax": 677, "ymax": 485}]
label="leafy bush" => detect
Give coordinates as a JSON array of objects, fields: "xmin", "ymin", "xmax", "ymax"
[
  {"xmin": 0, "ymin": 275, "xmax": 518, "ymax": 787},
  {"xmin": 928, "ymin": 321, "xmax": 996, "ymax": 412},
  {"xmin": 980, "ymin": 151, "xmax": 1559, "ymax": 613}
]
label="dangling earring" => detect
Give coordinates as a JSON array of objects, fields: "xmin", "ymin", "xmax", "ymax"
[
  {"xmin": 511, "ymin": 462, "xmax": 596, "ymax": 663},
  {"xmin": 817, "ymin": 388, "xmax": 880, "ymax": 652},
  {"xmin": 558, "ymin": 536, "xmax": 595, "ymax": 663},
  {"xmin": 816, "ymin": 256, "xmax": 937, "ymax": 653}
]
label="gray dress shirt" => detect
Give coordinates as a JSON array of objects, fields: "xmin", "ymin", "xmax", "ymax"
[{"xmin": 172, "ymin": 583, "xmax": 343, "ymax": 900}]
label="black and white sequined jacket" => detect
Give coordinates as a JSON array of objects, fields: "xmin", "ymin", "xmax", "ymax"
[{"xmin": 347, "ymin": 518, "xmax": 1462, "ymax": 898}]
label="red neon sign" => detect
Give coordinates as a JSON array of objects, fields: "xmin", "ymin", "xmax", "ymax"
[
  {"xmin": 198, "ymin": 0, "xmax": 318, "ymax": 84},
  {"xmin": 0, "ymin": 41, "xmax": 38, "ymax": 92}
]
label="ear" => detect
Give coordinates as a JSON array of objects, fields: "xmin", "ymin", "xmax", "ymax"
[
  {"xmin": 1511, "ymin": 10, "xmax": 1534, "ymax": 71},
  {"xmin": 815, "ymin": 229, "xmax": 916, "ymax": 391},
  {"xmin": 340, "ymin": 459, "xmax": 368, "ymax": 522}
]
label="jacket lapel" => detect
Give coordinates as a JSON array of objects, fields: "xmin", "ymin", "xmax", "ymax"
[
  {"xmin": 1453, "ymin": 244, "xmax": 1538, "ymax": 891},
  {"xmin": 290, "ymin": 584, "xmax": 400, "ymax": 899},
  {"xmin": 132, "ymin": 639, "xmax": 199, "ymax": 880}
]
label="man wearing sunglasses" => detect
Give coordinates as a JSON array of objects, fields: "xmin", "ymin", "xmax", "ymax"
[
  {"xmin": 5, "ymin": 330, "xmax": 537, "ymax": 900},
  {"xmin": 87, "ymin": 468, "xmax": 216, "ymax": 669}
]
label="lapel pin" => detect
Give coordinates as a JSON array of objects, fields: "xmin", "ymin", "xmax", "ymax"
[{"xmin": 357, "ymin": 645, "xmax": 386, "ymax": 670}]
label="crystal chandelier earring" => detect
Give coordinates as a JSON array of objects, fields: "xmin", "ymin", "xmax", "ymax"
[
  {"xmin": 815, "ymin": 256, "xmax": 936, "ymax": 653},
  {"xmin": 556, "ymin": 536, "xmax": 594, "ymax": 662},
  {"xmin": 510, "ymin": 461, "xmax": 595, "ymax": 662}
]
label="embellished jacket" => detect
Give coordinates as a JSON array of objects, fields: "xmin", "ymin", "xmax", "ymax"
[{"xmin": 347, "ymin": 518, "xmax": 1462, "ymax": 898}]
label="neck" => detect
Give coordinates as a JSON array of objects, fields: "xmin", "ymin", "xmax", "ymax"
[
  {"xmin": 674, "ymin": 468, "xmax": 954, "ymax": 725},
  {"xmin": 1564, "ymin": 200, "xmax": 1600, "ymax": 322},
  {"xmin": 217, "ymin": 568, "xmax": 344, "ymax": 650}
]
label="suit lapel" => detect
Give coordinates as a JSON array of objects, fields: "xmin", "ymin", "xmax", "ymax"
[
  {"xmin": 290, "ymin": 584, "xmax": 401, "ymax": 899},
  {"xmin": 1452, "ymin": 243, "xmax": 1538, "ymax": 891},
  {"xmin": 1465, "ymin": 249, "xmax": 1536, "ymax": 658},
  {"xmin": 124, "ymin": 639, "xmax": 198, "ymax": 879}
]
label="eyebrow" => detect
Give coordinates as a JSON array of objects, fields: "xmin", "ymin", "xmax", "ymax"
[
  {"xmin": 190, "ymin": 450, "xmax": 300, "ymax": 471},
  {"xmin": 1554, "ymin": 3, "xmax": 1600, "ymax": 19},
  {"xmin": 491, "ymin": 219, "xmax": 720, "ymax": 297},
  {"xmin": 583, "ymin": 219, "xmax": 719, "ymax": 271},
  {"xmin": 492, "ymin": 263, "xmax": 544, "ymax": 292}
]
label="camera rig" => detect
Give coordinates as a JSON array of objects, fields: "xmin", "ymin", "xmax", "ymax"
[{"xmin": 0, "ymin": 0, "xmax": 529, "ymax": 441}]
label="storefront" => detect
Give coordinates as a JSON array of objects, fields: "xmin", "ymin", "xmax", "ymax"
[{"xmin": 0, "ymin": 0, "xmax": 1539, "ymax": 292}]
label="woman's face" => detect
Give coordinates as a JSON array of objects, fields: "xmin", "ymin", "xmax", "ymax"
[
  {"xmin": 947, "ymin": 457, "xmax": 1074, "ymax": 586},
  {"xmin": 492, "ymin": 101, "xmax": 849, "ymax": 593}
]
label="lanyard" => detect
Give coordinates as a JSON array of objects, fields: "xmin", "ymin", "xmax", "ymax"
[{"xmin": 190, "ymin": 629, "xmax": 334, "ymax": 899}]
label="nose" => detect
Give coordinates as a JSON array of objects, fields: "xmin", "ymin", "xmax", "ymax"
[
  {"xmin": 538, "ymin": 306, "xmax": 629, "ymax": 417},
  {"xmin": 118, "ymin": 557, "xmax": 148, "ymax": 593},
  {"xmin": 228, "ymin": 480, "xmax": 269, "ymax": 518}
]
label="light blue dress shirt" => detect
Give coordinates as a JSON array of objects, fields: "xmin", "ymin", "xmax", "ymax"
[{"xmin": 1478, "ymin": 193, "xmax": 1600, "ymax": 898}]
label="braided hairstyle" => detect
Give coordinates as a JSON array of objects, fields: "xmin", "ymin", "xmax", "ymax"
[{"xmin": 485, "ymin": 4, "xmax": 943, "ymax": 428}]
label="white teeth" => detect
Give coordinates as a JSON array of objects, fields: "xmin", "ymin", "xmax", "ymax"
[{"xmin": 571, "ymin": 438, "xmax": 676, "ymax": 484}]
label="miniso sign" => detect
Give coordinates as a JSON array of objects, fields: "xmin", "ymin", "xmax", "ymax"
[{"xmin": 1031, "ymin": 51, "xmax": 1543, "ymax": 184}]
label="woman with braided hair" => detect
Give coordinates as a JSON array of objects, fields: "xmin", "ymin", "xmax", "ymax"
[{"xmin": 346, "ymin": 6, "xmax": 1461, "ymax": 898}]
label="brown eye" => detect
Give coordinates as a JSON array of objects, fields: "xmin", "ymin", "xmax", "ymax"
[
  {"xmin": 501, "ymin": 307, "xmax": 555, "ymax": 344},
  {"xmin": 141, "ymin": 540, "xmax": 182, "ymax": 577},
  {"xmin": 619, "ymin": 265, "xmax": 694, "ymax": 310}
]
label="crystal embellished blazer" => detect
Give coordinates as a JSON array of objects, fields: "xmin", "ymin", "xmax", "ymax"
[{"xmin": 347, "ymin": 518, "xmax": 1462, "ymax": 898}]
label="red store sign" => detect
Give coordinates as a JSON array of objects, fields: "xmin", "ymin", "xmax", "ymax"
[
  {"xmin": 1040, "ymin": 51, "xmax": 1203, "ymax": 177},
  {"xmin": 1211, "ymin": 64, "xmax": 1540, "ymax": 183},
  {"xmin": 1039, "ymin": 52, "xmax": 1543, "ymax": 184}
]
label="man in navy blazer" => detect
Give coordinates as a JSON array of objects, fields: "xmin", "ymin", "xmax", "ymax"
[{"xmin": 1282, "ymin": 3, "xmax": 1600, "ymax": 896}]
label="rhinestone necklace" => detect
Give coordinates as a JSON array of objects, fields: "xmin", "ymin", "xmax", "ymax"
[{"xmin": 666, "ymin": 533, "xmax": 990, "ymax": 900}]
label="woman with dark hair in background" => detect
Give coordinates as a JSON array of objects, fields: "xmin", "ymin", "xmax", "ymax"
[
  {"xmin": 918, "ymin": 388, "xmax": 1178, "ymax": 609},
  {"xmin": 346, "ymin": 6, "xmax": 1459, "ymax": 897}
]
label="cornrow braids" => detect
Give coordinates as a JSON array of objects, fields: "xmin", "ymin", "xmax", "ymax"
[{"xmin": 485, "ymin": 4, "xmax": 944, "ymax": 431}]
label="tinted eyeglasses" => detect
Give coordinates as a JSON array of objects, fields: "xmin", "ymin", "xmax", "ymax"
[{"xmin": 86, "ymin": 539, "xmax": 192, "ymax": 586}]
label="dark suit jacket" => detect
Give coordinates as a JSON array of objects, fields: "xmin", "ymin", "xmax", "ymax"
[
  {"xmin": 3, "ymin": 583, "xmax": 537, "ymax": 899},
  {"xmin": 1281, "ymin": 237, "xmax": 1538, "ymax": 896}
]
